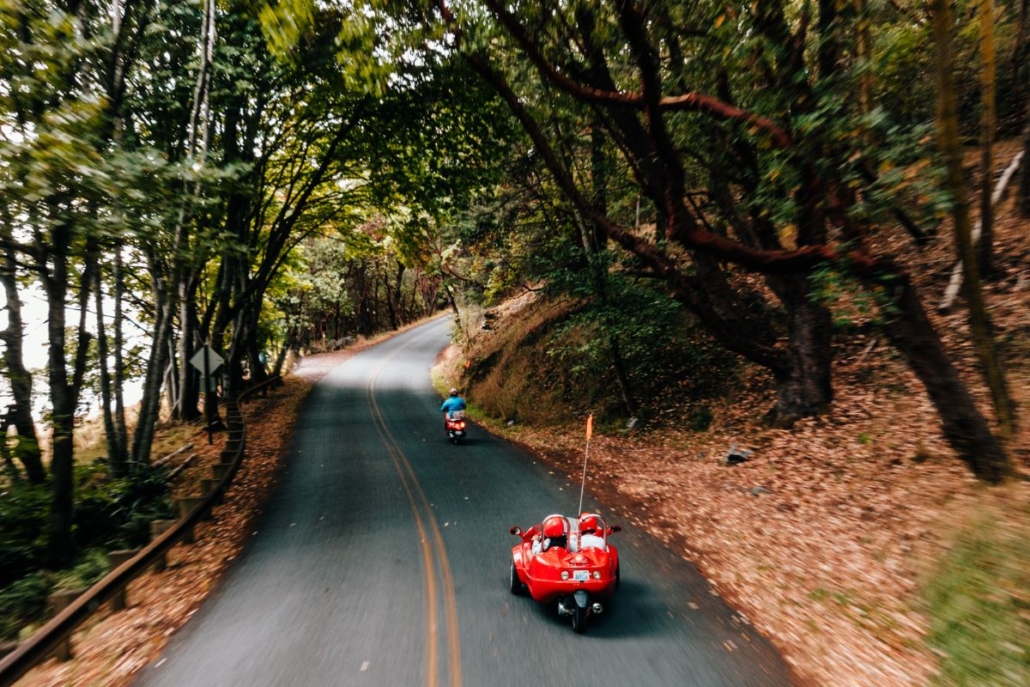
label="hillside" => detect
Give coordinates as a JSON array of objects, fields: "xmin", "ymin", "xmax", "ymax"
[{"xmin": 435, "ymin": 144, "xmax": 1030, "ymax": 686}]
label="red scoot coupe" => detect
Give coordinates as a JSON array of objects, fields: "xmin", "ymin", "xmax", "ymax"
[{"xmin": 508, "ymin": 513, "xmax": 621, "ymax": 633}]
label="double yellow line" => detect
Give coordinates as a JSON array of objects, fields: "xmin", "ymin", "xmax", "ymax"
[{"xmin": 367, "ymin": 346, "xmax": 461, "ymax": 687}]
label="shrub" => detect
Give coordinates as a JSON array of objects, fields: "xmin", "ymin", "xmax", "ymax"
[
  {"xmin": 0, "ymin": 572, "xmax": 53, "ymax": 642},
  {"xmin": 53, "ymin": 548, "xmax": 111, "ymax": 591},
  {"xmin": 73, "ymin": 461, "xmax": 174, "ymax": 551},
  {"xmin": 0, "ymin": 485, "xmax": 49, "ymax": 587}
]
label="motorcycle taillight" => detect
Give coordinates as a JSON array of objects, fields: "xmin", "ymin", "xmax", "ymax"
[{"xmin": 456, "ymin": 421, "xmax": 466, "ymax": 429}]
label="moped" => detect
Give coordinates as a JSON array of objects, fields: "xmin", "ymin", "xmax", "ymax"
[{"xmin": 444, "ymin": 410, "xmax": 467, "ymax": 444}]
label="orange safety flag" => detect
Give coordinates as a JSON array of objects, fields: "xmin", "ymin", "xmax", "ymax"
[{"xmin": 585, "ymin": 414, "xmax": 593, "ymax": 440}]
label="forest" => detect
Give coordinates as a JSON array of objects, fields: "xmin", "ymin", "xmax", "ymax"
[{"xmin": 1, "ymin": 0, "xmax": 1029, "ymax": 682}]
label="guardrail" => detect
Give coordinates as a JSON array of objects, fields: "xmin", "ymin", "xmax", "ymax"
[{"xmin": 0, "ymin": 376, "xmax": 280, "ymax": 687}]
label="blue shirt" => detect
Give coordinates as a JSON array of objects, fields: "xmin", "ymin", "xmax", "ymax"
[{"xmin": 440, "ymin": 396, "xmax": 467, "ymax": 415}]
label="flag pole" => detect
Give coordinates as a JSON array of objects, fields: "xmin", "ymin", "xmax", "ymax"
[{"xmin": 577, "ymin": 414, "xmax": 593, "ymax": 515}]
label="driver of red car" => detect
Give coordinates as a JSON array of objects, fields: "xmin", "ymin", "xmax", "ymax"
[{"xmin": 532, "ymin": 514, "xmax": 569, "ymax": 554}]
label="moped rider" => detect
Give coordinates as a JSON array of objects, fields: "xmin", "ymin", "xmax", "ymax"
[{"xmin": 440, "ymin": 388, "xmax": 467, "ymax": 427}]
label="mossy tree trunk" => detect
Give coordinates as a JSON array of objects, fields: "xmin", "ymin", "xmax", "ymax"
[{"xmin": 932, "ymin": 0, "xmax": 1016, "ymax": 446}]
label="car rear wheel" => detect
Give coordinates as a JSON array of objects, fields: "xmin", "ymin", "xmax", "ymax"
[
  {"xmin": 571, "ymin": 605, "xmax": 587, "ymax": 633},
  {"xmin": 509, "ymin": 559, "xmax": 523, "ymax": 595}
]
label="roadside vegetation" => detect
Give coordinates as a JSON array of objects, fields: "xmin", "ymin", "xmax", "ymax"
[
  {"xmin": 0, "ymin": 426, "xmax": 190, "ymax": 645},
  {"xmin": 923, "ymin": 486, "xmax": 1030, "ymax": 686}
]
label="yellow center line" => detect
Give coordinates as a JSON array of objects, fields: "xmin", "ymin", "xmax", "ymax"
[
  {"xmin": 393, "ymin": 433, "xmax": 463, "ymax": 687},
  {"xmin": 367, "ymin": 343, "xmax": 462, "ymax": 687}
]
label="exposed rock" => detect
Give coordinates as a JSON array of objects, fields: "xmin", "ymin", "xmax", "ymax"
[{"xmin": 724, "ymin": 444, "xmax": 753, "ymax": 465}]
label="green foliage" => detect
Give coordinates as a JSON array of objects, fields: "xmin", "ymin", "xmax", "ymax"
[
  {"xmin": 872, "ymin": 21, "xmax": 937, "ymax": 129},
  {"xmin": 72, "ymin": 463, "xmax": 175, "ymax": 551},
  {"xmin": 872, "ymin": 3, "xmax": 1023, "ymax": 137},
  {"xmin": 0, "ymin": 547, "xmax": 112, "ymax": 642},
  {"xmin": 542, "ymin": 278, "xmax": 740, "ymax": 422},
  {"xmin": 0, "ymin": 484, "xmax": 49, "ymax": 585},
  {"xmin": 0, "ymin": 463, "xmax": 172, "ymax": 592},
  {"xmin": 0, "ymin": 571, "xmax": 52, "ymax": 642},
  {"xmin": 808, "ymin": 262, "xmax": 880, "ymax": 329},
  {"xmin": 545, "ymin": 272, "xmax": 682, "ymax": 401},
  {"xmin": 0, "ymin": 463, "xmax": 171, "ymax": 641},
  {"xmin": 52, "ymin": 548, "xmax": 110, "ymax": 591},
  {"xmin": 690, "ymin": 405, "xmax": 714, "ymax": 432},
  {"xmin": 924, "ymin": 498, "xmax": 1030, "ymax": 686}
]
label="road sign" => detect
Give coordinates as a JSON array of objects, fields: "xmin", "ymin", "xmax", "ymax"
[
  {"xmin": 190, "ymin": 346, "xmax": 225, "ymax": 374},
  {"xmin": 190, "ymin": 345, "xmax": 224, "ymax": 446}
]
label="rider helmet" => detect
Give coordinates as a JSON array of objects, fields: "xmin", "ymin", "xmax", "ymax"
[
  {"xmin": 579, "ymin": 514, "xmax": 601, "ymax": 535},
  {"xmin": 542, "ymin": 515, "xmax": 567, "ymax": 539},
  {"xmin": 449, "ymin": 388, "xmax": 459, "ymax": 396}
]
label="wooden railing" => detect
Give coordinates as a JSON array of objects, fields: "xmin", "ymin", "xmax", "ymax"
[{"xmin": 0, "ymin": 377, "xmax": 279, "ymax": 687}]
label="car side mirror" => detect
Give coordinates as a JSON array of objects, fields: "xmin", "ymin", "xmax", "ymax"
[
  {"xmin": 608, "ymin": 525, "xmax": 622, "ymax": 535},
  {"xmin": 510, "ymin": 526, "xmax": 523, "ymax": 536}
]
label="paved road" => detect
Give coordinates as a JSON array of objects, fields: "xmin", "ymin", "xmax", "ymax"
[{"xmin": 135, "ymin": 316, "xmax": 794, "ymax": 687}]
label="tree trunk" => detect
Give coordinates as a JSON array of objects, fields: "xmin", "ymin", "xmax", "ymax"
[
  {"xmin": 1, "ymin": 420, "xmax": 21, "ymax": 483},
  {"xmin": 44, "ymin": 224, "xmax": 96, "ymax": 565},
  {"xmin": 581, "ymin": 230, "xmax": 637, "ymax": 416},
  {"xmin": 131, "ymin": 276, "xmax": 174, "ymax": 466},
  {"xmin": 933, "ymin": 0, "xmax": 1016, "ymax": 442},
  {"xmin": 47, "ymin": 294, "xmax": 96, "ymax": 556},
  {"xmin": 241, "ymin": 294, "xmax": 270, "ymax": 386},
  {"xmin": 225, "ymin": 309, "xmax": 248, "ymax": 400},
  {"xmin": 176, "ymin": 281, "xmax": 202, "ymax": 422},
  {"xmin": 767, "ymin": 280, "xmax": 834, "ymax": 426},
  {"xmin": 877, "ymin": 266, "xmax": 1008, "ymax": 482},
  {"xmin": 0, "ymin": 221, "xmax": 45, "ymax": 484},
  {"xmin": 165, "ymin": 337, "xmax": 179, "ymax": 420},
  {"xmin": 582, "ymin": 123, "xmax": 636, "ymax": 416},
  {"xmin": 383, "ymin": 264, "xmax": 399, "ymax": 330},
  {"xmin": 978, "ymin": 0, "xmax": 997, "ymax": 276},
  {"xmin": 112, "ymin": 246, "xmax": 129, "ymax": 470},
  {"xmin": 271, "ymin": 338, "xmax": 291, "ymax": 378},
  {"xmin": 855, "ymin": 0, "xmax": 873, "ymax": 118},
  {"xmin": 94, "ymin": 265, "xmax": 121, "ymax": 477}
]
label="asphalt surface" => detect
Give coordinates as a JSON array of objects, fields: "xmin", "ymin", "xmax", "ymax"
[{"xmin": 134, "ymin": 316, "xmax": 795, "ymax": 687}]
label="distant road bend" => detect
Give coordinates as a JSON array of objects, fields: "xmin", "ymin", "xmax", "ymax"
[{"xmin": 135, "ymin": 316, "xmax": 794, "ymax": 687}]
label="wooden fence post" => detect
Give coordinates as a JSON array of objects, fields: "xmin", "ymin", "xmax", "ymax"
[
  {"xmin": 107, "ymin": 550, "xmax": 139, "ymax": 610},
  {"xmin": 150, "ymin": 520, "xmax": 176, "ymax": 571},
  {"xmin": 48, "ymin": 588, "xmax": 85, "ymax": 661}
]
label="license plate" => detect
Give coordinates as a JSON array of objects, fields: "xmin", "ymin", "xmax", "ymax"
[{"xmin": 573, "ymin": 570, "xmax": 590, "ymax": 582}]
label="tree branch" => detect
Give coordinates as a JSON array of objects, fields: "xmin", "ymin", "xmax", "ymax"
[{"xmin": 475, "ymin": 0, "xmax": 793, "ymax": 148}]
